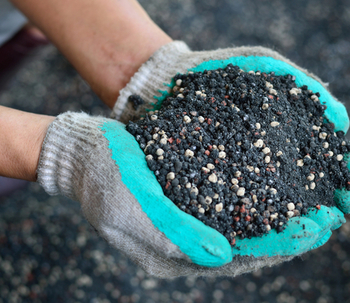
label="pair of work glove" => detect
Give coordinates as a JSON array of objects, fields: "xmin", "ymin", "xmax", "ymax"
[{"xmin": 37, "ymin": 41, "xmax": 350, "ymax": 278}]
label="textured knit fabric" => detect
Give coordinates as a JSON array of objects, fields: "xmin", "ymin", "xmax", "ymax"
[{"xmin": 37, "ymin": 112, "xmax": 292, "ymax": 278}]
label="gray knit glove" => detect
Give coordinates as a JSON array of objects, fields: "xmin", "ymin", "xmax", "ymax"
[{"xmin": 37, "ymin": 112, "xmax": 296, "ymax": 278}]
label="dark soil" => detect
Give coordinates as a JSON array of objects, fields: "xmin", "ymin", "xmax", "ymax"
[{"xmin": 126, "ymin": 64, "xmax": 350, "ymax": 244}]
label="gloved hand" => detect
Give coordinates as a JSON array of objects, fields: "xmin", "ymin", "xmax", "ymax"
[
  {"xmin": 102, "ymin": 41, "xmax": 349, "ymax": 275},
  {"xmin": 37, "ymin": 111, "xmax": 343, "ymax": 278},
  {"xmin": 37, "ymin": 112, "xmax": 234, "ymax": 278},
  {"xmin": 38, "ymin": 42, "xmax": 349, "ymax": 278}
]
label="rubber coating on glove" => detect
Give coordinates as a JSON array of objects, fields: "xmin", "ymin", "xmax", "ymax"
[{"xmin": 234, "ymin": 206, "xmax": 345, "ymax": 257}]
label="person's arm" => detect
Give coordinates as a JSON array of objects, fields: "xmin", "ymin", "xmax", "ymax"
[
  {"xmin": 9, "ymin": 0, "xmax": 172, "ymax": 108},
  {"xmin": 0, "ymin": 106, "xmax": 54, "ymax": 181},
  {"xmin": 1, "ymin": 0, "xmax": 170, "ymax": 180}
]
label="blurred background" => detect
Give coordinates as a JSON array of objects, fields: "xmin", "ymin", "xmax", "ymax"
[{"xmin": 1, "ymin": 0, "xmax": 350, "ymax": 302}]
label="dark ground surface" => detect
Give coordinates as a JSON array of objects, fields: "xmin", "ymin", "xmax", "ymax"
[{"xmin": 1, "ymin": 0, "xmax": 350, "ymax": 302}]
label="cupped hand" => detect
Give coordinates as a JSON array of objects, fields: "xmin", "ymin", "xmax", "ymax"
[
  {"xmin": 38, "ymin": 42, "xmax": 350, "ymax": 278},
  {"xmin": 111, "ymin": 41, "xmax": 350, "ymax": 273}
]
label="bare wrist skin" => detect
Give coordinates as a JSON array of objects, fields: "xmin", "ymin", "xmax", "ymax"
[
  {"xmin": 0, "ymin": 106, "xmax": 55, "ymax": 181},
  {"xmin": 10, "ymin": 0, "xmax": 173, "ymax": 108}
]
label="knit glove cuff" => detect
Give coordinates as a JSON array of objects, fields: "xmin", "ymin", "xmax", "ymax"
[
  {"xmin": 112, "ymin": 41, "xmax": 332, "ymax": 125},
  {"xmin": 112, "ymin": 41, "xmax": 190, "ymax": 122},
  {"xmin": 37, "ymin": 112, "xmax": 106, "ymax": 200}
]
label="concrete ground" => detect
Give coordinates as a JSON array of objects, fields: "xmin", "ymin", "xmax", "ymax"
[{"xmin": 1, "ymin": 0, "xmax": 350, "ymax": 302}]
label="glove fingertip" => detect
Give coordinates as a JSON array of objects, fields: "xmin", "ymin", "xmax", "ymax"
[
  {"xmin": 334, "ymin": 188, "xmax": 350, "ymax": 214},
  {"xmin": 233, "ymin": 217, "xmax": 321, "ymax": 257},
  {"xmin": 193, "ymin": 235, "xmax": 233, "ymax": 267},
  {"xmin": 328, "ymin": 206, "xmax": 346, "ymax": 230},
  {"xmin": 172, "ymin": 207, "xmax": 233, "ymax": 267},
  {"xmin": 309, "ymin": 230, "xmax": 332, "ymax": 250}
]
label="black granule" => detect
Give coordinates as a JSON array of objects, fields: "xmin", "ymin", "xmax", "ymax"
[
  {"xmin": 128, "ymin": 94, "xmax": 145, "ymax": 110},
  {"xmin": 126, "ymin": 64, "xmax": 350, "ymax": 244}
]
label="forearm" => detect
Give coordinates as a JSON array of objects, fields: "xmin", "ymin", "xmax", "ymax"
[
  {"xmin": 10, "ymin": 0, "xmax": 172, "ymax": 108},
  {"xmin": 0, "ymin": 106, "xmax": 54, "ymax": 181}
]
